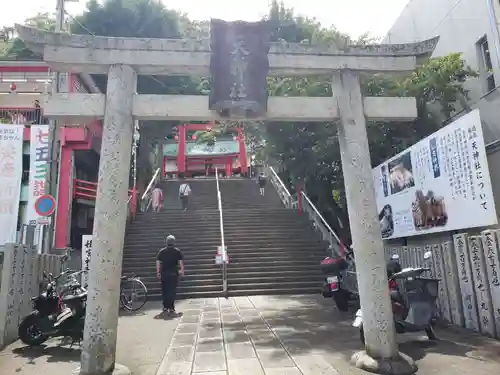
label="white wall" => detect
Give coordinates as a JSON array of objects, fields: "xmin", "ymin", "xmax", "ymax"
[{"xmin": 384, "ymin": 0, "xmax": 500, "ymax": 145}]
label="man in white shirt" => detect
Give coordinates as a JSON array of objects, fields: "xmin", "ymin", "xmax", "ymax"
[{"xmin": 179, "ymin": 182, "xmax": 191, "ymax": 211}]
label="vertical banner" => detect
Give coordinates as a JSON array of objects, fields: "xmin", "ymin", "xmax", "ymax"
[
  {"xmin": 82, "ymin": 235, "xmax": 92, "ymax": 290},
  {"xmin": 26, "ymin": 125, "xmax": 50, "ymax": 226},
  {"xmin": 0, "ymin": 125, "xmax": 24, "ymax": 246}
]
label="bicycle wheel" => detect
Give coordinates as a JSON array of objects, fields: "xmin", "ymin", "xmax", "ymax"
[{"xmin": 120, "ymin": 278, "xmax": 148, "ymax": 312}]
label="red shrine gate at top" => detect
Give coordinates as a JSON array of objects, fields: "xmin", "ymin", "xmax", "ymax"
[{"xmin": 163, "ymin": 123, "xmax": 249, "ymax": 177}]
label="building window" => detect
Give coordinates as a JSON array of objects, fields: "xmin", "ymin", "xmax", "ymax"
[{"xmin": 477, "ymin": 36, "xmax": 496, "ymax": 92}]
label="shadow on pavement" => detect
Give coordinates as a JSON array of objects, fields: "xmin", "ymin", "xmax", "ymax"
[
  {"xmin": 221, "ymin": 294, "xmax": 500, "ymax": 367},
  {"xmin": 153, "ymin": 311, "xmax": 184, "ymax": 320},
  {"xmin": 118, "ymin": 300, "xmax": 165, "ymax": 317},
  {"xmin": 11, "ymin": 344, "xmax": 81, "ymax": 364}
]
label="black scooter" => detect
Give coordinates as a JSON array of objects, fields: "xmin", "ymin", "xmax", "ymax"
[{"xmin": 18, "ymin": 270, "xmax": 87, "ymax": 346}]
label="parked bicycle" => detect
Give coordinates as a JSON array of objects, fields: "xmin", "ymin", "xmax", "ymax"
[{"xmin": 119, "ymin": 274, "xmax": 148, "ymax": 312}]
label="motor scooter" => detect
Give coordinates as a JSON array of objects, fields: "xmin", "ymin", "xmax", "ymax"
[
  {"xmin": 352, "ymin": 251, "xmax": 439, "ymax": 343},
  {"xmin": 18, "ymin": 270, "xmax": 87, "ymax": 346},
  {"xmin": 320, "ymin": 247, "xmax": 356, "ymax": 312}
]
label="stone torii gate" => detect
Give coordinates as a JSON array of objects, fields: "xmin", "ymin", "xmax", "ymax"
[{"xmin": 16, "ymin": 25, "xmax": 437, "ymax": 375}]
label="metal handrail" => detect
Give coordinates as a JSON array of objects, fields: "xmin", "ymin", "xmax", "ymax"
[
  {"xmin": 215, "ymin": 167, "xmax": 228, "ymax": 294},
  {"xmin": 141, "ymin": 168, "xmax": 161, "ymax": 200},
  {"xmin": 265, "ymin": 165, "xmax": 343, "ymax": 257},
  {"xmin": 266, "ymin": 166, "xmax": 293, "ymax": 208},
  {"xmin": 268, "ymin": 166, "xmax": 291, "ymax": 197},
  {"xmin": 300, "ymin": 192, "xmax": 339, "ymax": 242},
  {"xmin": 300, "ymin": 191, "xmax": 343, "ymax": 257}
]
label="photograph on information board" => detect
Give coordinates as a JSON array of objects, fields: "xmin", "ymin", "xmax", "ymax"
[{"xmin": 373, "ymin": 109, "xmax": 497, "ymax": 239}]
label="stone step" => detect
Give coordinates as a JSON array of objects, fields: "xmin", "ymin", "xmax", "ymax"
[
  {"xmin": 127, "ymin": 219, "xmax": 311, "ymax": 228},
  {"xmin": 124, "ymin": 263, "xmax": 321, "ymax": 275},
  {"xmin": 127, "ymin": 222, "xmax": 310, "ymax": 231},
  {"xmin": 126, "ymin": 228, "xmax": 313, "ymax": 237},
  {"xmin": 136, "ymin": 209, "xmax": 300, "ymax": 216},
  {"xmin": 125, "ymin": 239, "xmax": 321, "ymax": 250},
  {"xmin": 135, "ymin": 208, "xmax": 299, "ymax": 215},
  {"xmin": 148, "ymin": 284, "xmax": 321, "ymax": 299},
  {"xmin": 126, "ymin": 268, "xmax": 319, "ymax": 279},
  {"xmin": 130, "ymin": 216, "xmax": 308, "ymax": 225},
  {"xmin": 124, "ymin": 250, "xmax": 326, "ymax": 258},
  {"xmin": 124, "ymin": 239, "xmax": 324, "ymax": 248},
  {"xmin": 123, "ymin": 248, "xmax": 326, "ymax": 259},
  {"xmin": 122, "ymin": 255, "xmax": 323, "ymax": 266},
  {"xmin": 140, "ymin": 273, "xmax": 322, "ymax": 287},
  {"xmin": 122, "ymin": 259, "xmax": 321, "ymax": 272},
  {"xmin": 126, "ymin": 248, "xmax": 324, "ymax": 258}
]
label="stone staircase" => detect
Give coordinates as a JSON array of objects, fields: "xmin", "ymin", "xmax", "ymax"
[{"xmin": 122, "ymin": 178, "xmax": 327, "ymax": 299}]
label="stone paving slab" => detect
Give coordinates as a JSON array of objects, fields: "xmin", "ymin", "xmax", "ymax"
[{"xmin": 1, "ymin": 296, "xmax": 500, "ymax": 375}]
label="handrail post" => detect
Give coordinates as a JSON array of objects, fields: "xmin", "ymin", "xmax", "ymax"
[
  {"xmin": 297, "ymin": 184, "xmax": 303, "ymax": 215},
  {"xmin": 131, "ymin": 186, "xmax": 137, "ymax": 218},
  {"xmin": 215, "ymin": 167, "xmax": 228, "ymax": 295}
]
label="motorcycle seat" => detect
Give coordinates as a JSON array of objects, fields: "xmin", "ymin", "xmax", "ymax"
[
  {"xmin": 61, "ymin": 292, "xmax": 87, "ymax": 302},
  {"xmin": 121, "ymin": 276, "xmax": 128, "ymax": 281}
]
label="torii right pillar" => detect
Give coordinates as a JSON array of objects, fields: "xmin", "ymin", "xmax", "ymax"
[{"xmin": 333, "ymin": 70, "xmax": 416, "ymax": 374}]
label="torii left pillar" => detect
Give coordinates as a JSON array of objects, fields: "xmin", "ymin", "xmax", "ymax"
[{"xmin": 80, "ymin": 65, "xmax": 135, "ymax": 375}]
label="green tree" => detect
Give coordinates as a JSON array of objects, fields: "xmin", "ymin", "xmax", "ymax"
[{"xmin": 0, "ymin": 13, "xmax": 56, "ymax": 60}]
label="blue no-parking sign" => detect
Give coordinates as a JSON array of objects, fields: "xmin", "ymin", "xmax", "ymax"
[{"xmin": 34, "ymin": 194, "xmax": 56, "ymax": 217}]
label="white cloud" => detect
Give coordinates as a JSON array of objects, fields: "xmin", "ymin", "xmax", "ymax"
[{"xmin": 1, "ymin": 0, "xmax": 410, "ymax": 39}]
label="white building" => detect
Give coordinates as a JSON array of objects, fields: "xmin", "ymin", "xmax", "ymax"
[{"xmin": 385, "ymin": 0, "xmax": 500, "ymax": 222}]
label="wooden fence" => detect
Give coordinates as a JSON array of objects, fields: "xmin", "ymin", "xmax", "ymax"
[{"xmin": 385, "ymin": 230, "xmax": 500, "ymax": 338}]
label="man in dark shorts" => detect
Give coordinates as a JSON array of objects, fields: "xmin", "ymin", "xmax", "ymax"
[{"xmin": 156, "ymin": 235, "xmax": 184, "ymax": 314}]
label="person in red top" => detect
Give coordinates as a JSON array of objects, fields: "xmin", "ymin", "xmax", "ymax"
[{"xmin": 151, "ymin": 185, "xmax": 163, "ymax": 212}]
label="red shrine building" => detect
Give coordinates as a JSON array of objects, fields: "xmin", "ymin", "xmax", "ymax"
[{"xmin": 162, "ymin": 123, "xmax": 249, "ymax": 178}]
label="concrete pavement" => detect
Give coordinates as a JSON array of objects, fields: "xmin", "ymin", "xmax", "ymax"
[{"xmin": 1, "ymin": 295, "xmax": 500, "ymax": 374}]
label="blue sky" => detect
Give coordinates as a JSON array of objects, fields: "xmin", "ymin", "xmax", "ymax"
[{"xmin": 2, "ymin": 0, "xmax": 410, "ymax": 39}]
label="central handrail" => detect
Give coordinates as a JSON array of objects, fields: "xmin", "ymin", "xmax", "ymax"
[
  {"xmin": 215, "ymin": 167, "xmax": 228, "ymax": 295},
  {"xmin": 141, "ymin": 168, "xmax": 161, "ymax": 200}
]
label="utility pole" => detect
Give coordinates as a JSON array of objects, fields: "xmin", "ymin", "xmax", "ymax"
[{"xmin": 43, "ymin": 0, "xmax": 75, "ymax": 253}]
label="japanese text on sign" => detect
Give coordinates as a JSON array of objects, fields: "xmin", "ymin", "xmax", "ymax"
[
  {"xmin": 26, "ymin": 125, "xmax": 50, "ymax": 226},
  {"xmin": 81, "ymin": 235, "xmax": 92, "ymax": 290},
  {"xmin": 372, "ymin": 110, "xmax": 497, "ymax": 239}
]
